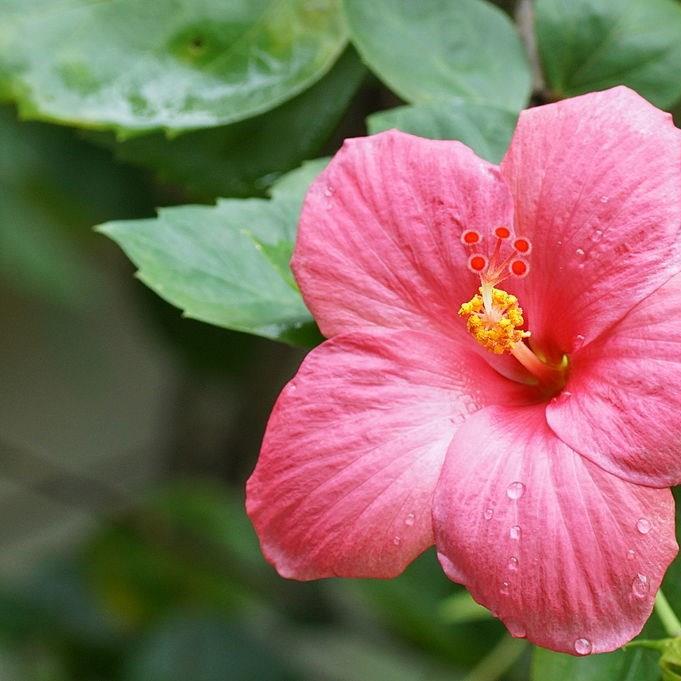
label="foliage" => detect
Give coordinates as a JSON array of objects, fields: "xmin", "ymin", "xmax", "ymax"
[{"xmin": 0, "ymin": 0, "xmax": 347, "ymax": 136}]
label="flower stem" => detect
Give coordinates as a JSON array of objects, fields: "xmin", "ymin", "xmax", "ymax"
[{"xmin": 655, "ymin": 589, "xmax": 681, "ymax": 637}]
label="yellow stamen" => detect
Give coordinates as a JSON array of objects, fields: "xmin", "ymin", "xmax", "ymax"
[{"xmin": 458, "ymin": 285, "xmax": 530, "ymax": 354}]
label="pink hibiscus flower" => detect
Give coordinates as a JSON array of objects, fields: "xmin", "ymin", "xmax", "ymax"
[{"xmin": 246, "ymin": 87, "xmax": 681, "ymax": 654}]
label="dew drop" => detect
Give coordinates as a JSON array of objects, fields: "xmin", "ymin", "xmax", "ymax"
[
  {"xmin": 323, "ymin": 185, "xmax": 334, "ymax": 197},
  {"xmin": 592, "ymin": 229, "xmax": 603, "ymax": 242},
  {"xmin": 627, "ymin": 549, "xmax": 636, "ymax": 560},
  {"xmin": 632, "ymin": 573, "xmax": 650, "ymax": 598},
  {"xmin": 506, "ymin": 481, "xmax": 525, "ymax": 500},
  {"xmin": 574, "ymin": 638, "xmax": 592, "ymax": 655},
  {"xmin": 393, "ymin": 536, "xmax": 402, "ymax": 546},
  {"xmin": 508, "ymin": 556, "xmax": 519, "ymax": 571},
  {"xmin": 405, "ymin": 512, "xmax": 415, "ymax": 527},
  {"xmin": 484, "ymin": 508, "xmax": 494, "ymax": 521},
  {"xmin": 576, "ymin": 247, "xmax": 585, "ymax": 257},
  {"xmin": 500, "ymin": 581, "xmax": 510, "ymax": 595},
  {"xmin": 600, "ymin": 195, "xmax": 609, "ymax": 204},
  {"xmin": 510, "ymin": 525, "xmax": 521, "ymax": 540},
  {"xmin": 636, "ymin": 518, "xmax": 652, "ymax": 534}
]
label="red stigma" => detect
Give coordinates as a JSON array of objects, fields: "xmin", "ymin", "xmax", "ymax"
[
  {"xmin": 513, "ymin": 238, "xmax": 531, "ymax": 254},
  {"xmin": 495, "ymin": 226, "xmax": 511, "ymax": 240},
  {"xmin": 461, "ymin": 229, "xmax": 481, "ymax": 245},
  {"xmin": 510, "ymin": 259, "xmax": 529, "ymax": 277},
  {"xmin": 468, "ymin": 254, "xmax": 488, "ymax": 273}
]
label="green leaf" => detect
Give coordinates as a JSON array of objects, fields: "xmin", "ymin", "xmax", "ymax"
[
  {"xmin": 367, "ymin": 99, "xmax": 517, "ymax": 164},
  {"xmin": 86, "ymin": 49, "xmax": 363, "ymax": 199},
  {"xmin": 98, "ymin": 189, "xmax": 320, "ymax": 346},
  {"xmin": 661, "ymin": 638, "xmax": 681, "ymax": 681},
  {"xmin": 0, "ymin": 0, "xmax": 347, "ymax": 136},
  {"xmin": 343, "ymin": 0, "xmax": 531, "ymax": 111},
  {"xmin": 535, "ymin": 0, "xmax": 681, "ymax": 108},
  {"xmin": 531, "ymin": 646, "xmax": 660, "ymax": 681},
  {"xmin": 268, "ymin": 158, "xmax": 329, "ymax": 205}
]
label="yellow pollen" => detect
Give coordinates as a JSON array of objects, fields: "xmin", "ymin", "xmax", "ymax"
[{"xmin": 458, "ymin": 286, "xmax": 530, "ymax": 354}]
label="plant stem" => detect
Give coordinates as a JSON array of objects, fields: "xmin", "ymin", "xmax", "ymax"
[
  {"xmin": 462, "ymin": 636, "xmax": 527, "ymax": 681},
  {"xmin": 655, "ymin": 589, "xmax": 681, "ymax": 637}
]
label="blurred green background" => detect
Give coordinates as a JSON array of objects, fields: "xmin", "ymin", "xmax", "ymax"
[{"xmin": 3, "ymin": 0, "xmax": 681, "ymax": 679}]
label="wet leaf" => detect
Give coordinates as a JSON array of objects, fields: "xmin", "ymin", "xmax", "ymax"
[
  {"xmin": 343, "ymin": 0, "xmax": 531, "ymax": 111},
  {"xmin": 98, "ymin": 164, "xmax": 325, "ymax": 346},
  {"xmin": 368, "ymin": 99, "xmax": 517, "ymax": 164},
  {"xmin": 536, "ymin": 0, "xmax": 681, "ymax": 108},
  {"xmin": 0, "ymin": 0, "xmax": 347, "ymax": 136},
  {"xmin": 86, "ymin": 50, "xmax": 362, "ymax": 199}
]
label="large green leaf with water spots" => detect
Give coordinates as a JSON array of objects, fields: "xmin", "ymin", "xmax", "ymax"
[
  {"xmin": 85, "ymin": 50, "xmax": 362, "ymax": 199},
  {"xmin": 98, "ymin": 164, "xmax": 326, "ymax": 346},
  {"xmin": 343, "ymin": 0, "xmax": 531, "ymax": 111},
  {"xmin": 0, "ymin": 0, "xmax": 346, "ymax": 137},
  {"xmin": 367, "ymin": 99, "xmax": 517, "ymax": 164},
  {"xmin": 536, "ymin": 0, "xmax": 681, "ymax": 108}
]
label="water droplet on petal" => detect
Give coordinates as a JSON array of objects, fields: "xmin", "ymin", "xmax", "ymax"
[
  {"xmin": 636, "ymin": 518, "xmax": 652, "ymax": 534},
  {"xmin": 506, "ymin": 482, "xmax": 525, "ymax": 500},
  {"xmin": 323, "ymin": 185, "xmax": 334, "ymax": 197},
  {"xmin": 632, "ymin": 573, "xmax": 649, "ymax": 598},
  {"xmin": 393, "ymin": 536, "xmax": 402, "ymax": 546},
  {"xmin": 627, "ymin": 549, "xmax": 636, "ymax": 560},
  {"xmin": 592, "ymin": 229, "xmax": 603, "ymax": 242},
  {"xmin": 510, "ymin": 525, "xmax": 521, "ymax": 540},
  {"xmin": 600, "ymin": 195, "xmax": 609, "ymax": 204},
  {"xmin": 574, "ymin": 638, "xmax": 592, "ymax": 655},
  {"xmin": 500, "ymin": 581, "xmax": 510, "ymax": 595},
  {"xmin": 405, "ymin": 512, "xmax": 415, "ymax": 527},
  {"xmin": 508, "ymin": 556, "xmax": 519, "ymax": 571},
  {"xmin": 574, "ymin": 334, "xmax": 585, "ymax": 349},
  {"xmin": 484, "ymin": 508, "xmax": 494, "ymax": 521},
  {"xmin": 576, "ymin": 247, "xmax": 585, "ymax": 257}
]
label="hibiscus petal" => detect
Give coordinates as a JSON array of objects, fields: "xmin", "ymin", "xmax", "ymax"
[
  {"xmin": 433, "ymin": 405, "xmax": 677, "ymax": 654},
  {"xmin": 293, "ymin": 129, "xmax": 515, "ymax": 341},
  {"xmin": 247, "ymin": 329, "xmax": 529, "ymax": 580},
  {"xmin": 547, "ymin": 272, "xmax": 681, "ymax": 487},
  {"xmin": 501, "ymin": 86, "xmax": 681, "ymax": 359}
]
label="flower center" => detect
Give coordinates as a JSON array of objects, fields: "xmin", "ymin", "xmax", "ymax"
[
  {"xmin": 459, "ymin": 285, "xmax": 528, "ymax": 354},
  {"xmin": 458, "ymin": 226, "xmax": 567, "ymax": 393}
]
